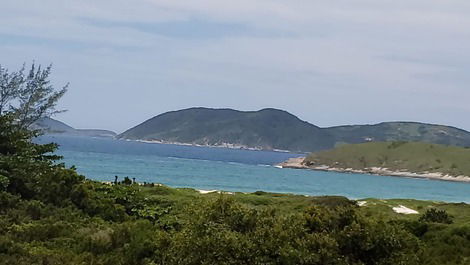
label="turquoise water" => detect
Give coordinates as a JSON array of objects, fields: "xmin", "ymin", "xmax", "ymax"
[{"xmin": 37, "ymin": 135, "xmax": 470, "ymax": 202}]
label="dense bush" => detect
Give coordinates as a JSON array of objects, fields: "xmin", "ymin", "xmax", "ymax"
[
  {"xmin": 419, "ymin": 208, "xmax": 454, "ymax": 224},
  {"xmin": 160, "ymin": 197, "xmax": 421, "ymax": 265}
]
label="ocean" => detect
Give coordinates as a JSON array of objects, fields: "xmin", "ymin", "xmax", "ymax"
[{"xmin": 36, "ymin": 135, "xmax": 470, "ymax": 202}]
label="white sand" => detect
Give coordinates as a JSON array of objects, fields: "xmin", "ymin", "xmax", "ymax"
[
  {"xmin": 197, "ymin": 189, "xmax": 234, "ymax": 195},
  {"xmin": 357, "ymin": 201, "xmax": 367, "ymax": 207},
  {"xmin": 392, "ymin": 205, "xmax": 419, "ymax": 214},
  {"xmin": 198, "ymin": 189, "xmax": 219, "ymax": 194}
]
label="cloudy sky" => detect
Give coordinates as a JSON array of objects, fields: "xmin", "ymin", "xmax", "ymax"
[{"xmin": 2, "ymin": 0, "xmax": 470, "ymax": 133}]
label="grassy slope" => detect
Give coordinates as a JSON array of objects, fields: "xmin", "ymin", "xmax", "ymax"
[
  {"xmin": 305, "ymin": 142, "xmax": 470, "ymax": 176},
  {"xmin": 359, "ymin": 198, "xmax": 470, "ymax": 225},
  {"xmin": 139, "ymin": 185, "xmax": 470, "ymax": 225}
]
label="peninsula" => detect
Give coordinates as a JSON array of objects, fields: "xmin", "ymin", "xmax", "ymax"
[{"xmin": 278, "ymin": 142, "xmax": 470, "ymax": 183}]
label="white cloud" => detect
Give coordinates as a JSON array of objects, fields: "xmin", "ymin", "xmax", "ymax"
[{"xmin": 1, "ymin": 0, "xmax": 470, "ymax": 132}]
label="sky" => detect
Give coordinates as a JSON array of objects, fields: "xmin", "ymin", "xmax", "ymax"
[{"xmin": 2, "ymin": 0, "xmax": 470, "ymax": 133}]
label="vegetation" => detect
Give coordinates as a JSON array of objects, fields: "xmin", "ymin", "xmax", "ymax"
[
  {"xmin": 324, "ymin": 122, "xmax": 470, "ymax": 148},
  {"xmin": 305, "ymin": 141, "xmax": 470, "ymax": 177},
  {"xmin": 419, "ymin": 208, "xmax": 454, "ymax": 224},
  {"xmin": 0, "ymin": 63, "xmax": 67, "ymax": 128},
  {"xmin": 118, "ymin": 107, "xmax": 335, "ymax": 152},
  {"xmin": 118, "ymin": 108, "xmax": 470, "ymax": 152},
  {"xmin": 1, "ymin": 64, "xmax": 470, "ymax": 264}
]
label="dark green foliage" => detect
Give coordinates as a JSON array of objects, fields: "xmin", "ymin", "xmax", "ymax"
[
  {"xmin": 400, "ymin": 220, "xmax": 429, "ymax": 238},
  {"xmin": 310, "ymin": 196, "xmax": 355, "ymax": 208},
  {"xmin": 419, "ymin": 208, "xmax": 454, "ymax": 224},
  {"xmin": 152, "ymin": 196, "xmax": 420, "ymax": 265},
  {"xmin": 0, "ymin": 115, "xmax": 84, "ymax": 204},
  {"xmin": 420, "ymin": 225, "xmax": 470, "ymax": 265}
]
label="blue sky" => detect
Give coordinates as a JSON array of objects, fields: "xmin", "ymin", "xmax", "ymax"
[{"xmin": 2, "ymin": 0, "xmax": 470, "ymax": 133}]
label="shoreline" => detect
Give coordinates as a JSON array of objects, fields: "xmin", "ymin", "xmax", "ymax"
[
  {"xmin": 278, "ymin": 157, "xmax": 470, "ymax": 183},
  {"xmin": 119, "ymin": 138, "xmax": 294, "ymax": 153}
]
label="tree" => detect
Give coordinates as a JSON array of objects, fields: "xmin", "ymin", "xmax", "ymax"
[
  {"xmin": 0, "ymin": 63, "xmax": 80, "ymax": 202},
  {"xmin": 419, "ymin": 208, "xmax": 453, "ymax": 224},
  {"xmin": 0, "ymin": 63, "xmax": 68, "ymax": 128},
  {"xmin": 0, "ymin": 65, "xmax": 23, "ymax": 114},
  {"xmin": 0, "ymin": 113, "xmax": 82, "ymax": 201}
]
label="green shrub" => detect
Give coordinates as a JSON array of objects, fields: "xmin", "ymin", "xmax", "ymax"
[{"xmin": 419, "ymin": 208, "xmax": 453, "ymax": 224}]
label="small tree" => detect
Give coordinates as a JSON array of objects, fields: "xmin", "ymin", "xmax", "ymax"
[
  {"xmin": 0, "ymin": 63, "xmax": 78, "ymax": 202},
  {"xmin": 419, "ymin": 208, "xmax": 453, "ymax": 224},
  {"xmin": 0, "ymin": 63, "xmax": 67, "ymax": 129}
]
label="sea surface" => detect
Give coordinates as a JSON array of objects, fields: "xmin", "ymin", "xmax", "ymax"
[{"xmin": 36, "ymin": 135, "xmax": 470, "ymax": 202}]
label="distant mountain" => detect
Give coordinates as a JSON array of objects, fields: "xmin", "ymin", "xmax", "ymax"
[
  {"xmin": 119, "ymin": 107, "xmax": 470, "ymax": 152},
  {"xmin": 33, "ymin": 117, "xmax": 75, "ymax": 133},
  {"xmin": 33, "ymin": 117, "xmax": 116, "ymax": 138},
  {"xmin": 119, "ymin": 108, "xmax": 335, "ymax": 152},
  {"xmin": 325, "ymin": 122, "xmax": 470, "ymax": 148}
]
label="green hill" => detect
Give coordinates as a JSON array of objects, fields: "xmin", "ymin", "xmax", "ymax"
[
  {"xmin": 33, "ymin": 117, "xmax": 75, "ymax": 133},
  {"xmin": 325, "ymin": 122, "xmax": 470, "ymax": 147},
  {"xmin": 119, "ymin": 107, "xmax": 470, "ymax": 152},
  {"xmin": 304, "ymin": 142, "xmax": 470, "ymax": 177},
  {"xmin": 33, "ymin": 117, "xmax": 117, "ymax": 137},
  {"xmin": 119, "ymin": 108, "xmax": 335, "ymax": 152}
]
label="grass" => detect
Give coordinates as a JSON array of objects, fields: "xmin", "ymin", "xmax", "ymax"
[
  {"xmin": 305, "ymin": 141, "xmax": 470, "ymax": 177},
  {"xmin": 359, "ymin": 198, "xmax": 470, "ymax": 225}
]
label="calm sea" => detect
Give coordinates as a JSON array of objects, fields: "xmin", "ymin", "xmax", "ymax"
[{"xmin": 36, "ymin": 135, "xmax": 470, "ymax": 202}]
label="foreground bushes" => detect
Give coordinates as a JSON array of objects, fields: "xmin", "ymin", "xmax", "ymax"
[
  {"xmin": 0, "ymin": 113, "xmax": 469, "ymax": 264},
  {"xmin": 0, "ymin": 169, "xmax": 468, "ymax": 265},
  {"xmin": 0, "ymin": 190, "xmax": 422, "ymax": 265},
  {"xmin": 159, "ymin": 197, "xmax": 421, "ymax": 265}
]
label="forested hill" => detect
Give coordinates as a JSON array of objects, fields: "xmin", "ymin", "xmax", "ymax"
[
  {"xmin": 33, "ymin": 117, "xmax": 117, "ymax": 138},
  {"xmin": 119, "ymin": 108, "xmax": 470, "ymax": 152},
  {"xmin": 119, "ymin": 108, "xmax": 335, "ymax": 152}
]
